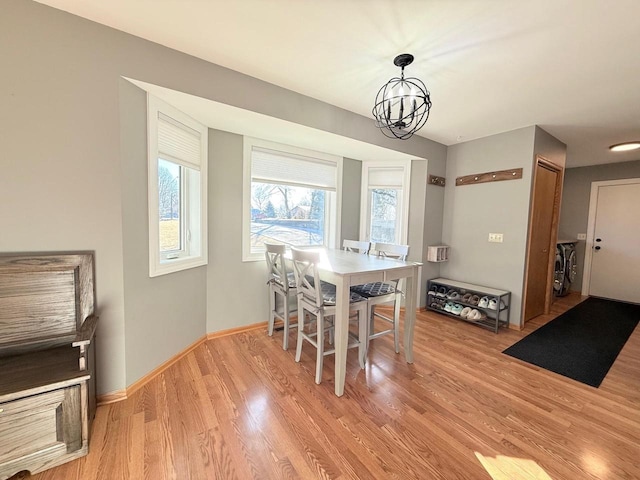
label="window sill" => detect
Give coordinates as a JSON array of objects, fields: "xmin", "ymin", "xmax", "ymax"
[{"xmin": 150, "ymin": 255, "xmax": 207, "ymax": 277}]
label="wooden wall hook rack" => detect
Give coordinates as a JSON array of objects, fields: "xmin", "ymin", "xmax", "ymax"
[
  {"xmin": 456, "ymin": 168, "xmax": 523, "ymax": 186},
  {"xmin": 428, "ymin": 174, "xmax": 446, "ymax": 187}
]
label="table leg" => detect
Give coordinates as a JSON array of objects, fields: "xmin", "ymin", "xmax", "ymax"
[
  {"xmin": 334, "ymin": 277, "xmax": 350, "ymax": 396},
  {"xmin": 403, "ymin": 270, "xmax": 416, "ymax": 363}
]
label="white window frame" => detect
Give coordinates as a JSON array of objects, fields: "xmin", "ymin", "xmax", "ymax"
[
  {"xmin": 359, "ymin": 161, "xmax": 411, "ymax": 245},
  {"xmin": 147, "ymin": 94, "xmax": 208, "ymax": 277},
  {"xmin": 242, "ymin": 137, "xmax": 342, "ymax": 262}
]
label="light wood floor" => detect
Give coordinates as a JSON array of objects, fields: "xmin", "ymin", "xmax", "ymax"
[{"xmin": 23, "ymin": 293, "xmax": 640, "ymax": 480}]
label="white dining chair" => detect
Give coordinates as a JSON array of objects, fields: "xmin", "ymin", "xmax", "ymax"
[
  {"xmin": 351, "ymin": 242, "xmax": 409, "ymax": 355},
  {"xmin": 342, "ymin": 239, "xmax": 371, "ymax": 254},
  {"xmin": 265, "ymin": 242, "xmax": 297, "ymax": 350},
  {"xmin": 290, "ymin": 247, "xmax": 368, "ymax": 384}
]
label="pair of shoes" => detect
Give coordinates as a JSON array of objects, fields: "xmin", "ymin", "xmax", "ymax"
[
  {"xmin": 462, "ymin": 308, "xmax": 486, "ymax": 321},
  {"xmin": 430, "ymin": 297, "xmax": 446, "ymax": 309},
  {"xmin": 436, "ymin": 286, "xmax": 448, "ymax": 297},
  {"xmin": 427, "ymin": 285, "xmax": 438, "ymax": 297},
  {"xmin": 446, "ymin": 290, "xmax": 460, "ymax": 300},
  {"xmin": 478, "ymin": 296, "xmax": 490, "ymax": 308},
  {"xmin": 488, "ymin": 298, "xmax": 506, "ymax": 310},
  {"xmin": 450, "ymin": 304, "xmax": 463, "ymax": 315},
  {"xmin": 445, "ymin": 301, "xmax": 463, "ymax": 313},
  {"xmin": 461, "ymin": 293, "xmax": 473, "ymax": 303}
]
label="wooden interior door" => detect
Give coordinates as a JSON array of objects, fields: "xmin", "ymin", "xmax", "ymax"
[{"xmin": 523, "ymin": 157, "xmax": 563, "ymax": 323}]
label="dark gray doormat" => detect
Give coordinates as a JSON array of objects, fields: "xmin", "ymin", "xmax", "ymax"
[{"xmin": 503, "ymin": 297, "xmax": 639, "ymax": 387}]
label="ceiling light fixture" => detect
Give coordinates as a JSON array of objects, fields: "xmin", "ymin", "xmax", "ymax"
[
  {"xmin": 609, "ymin": 141, "xmax": 640, "ymax": 152},
  {"xmin": 372, "ymin": 53, "xmax": 432, "ymax": 140}
]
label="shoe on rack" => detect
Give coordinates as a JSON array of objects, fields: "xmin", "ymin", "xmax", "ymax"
[
  {"xmin": 427, "ymin": 285, "xmax": 438, "ymax": 297},
  {"xmin": 444, "ymin": 302, "xmax": 454, "ymax": 312},
  {"xmin": 468, "ymin": 309, "xmax": 480, "ymax": 320},
  {"xmin": 460, "ymin": 306, "xmax": 472, "ymax": 318},
  {"xmin": 461, "ymin": 293, "xmax": 473, "ymax": 304},
  {"xmin": 436, "ymin": 286, "xmax": 448, "ymax": 297},
  {"xmin": 488, "ymin": 298, "xmax": 506, "ymax": 310},
  {"xmin": 469, "ymin": 295, "xmax": 480, "ymax": 306},
  {"xmin": 478, "ymin": 296, "xmax": 490, "ymax": 308},
  {"xmin": 447, "ymin": 290, "xmax": 460, "ymax": 300},
  {"xmin": 470, "ymin": 309, "xmax": 487, "ymax": 321},
  {"xmin": 451, "ymin": 304, "xmax": 463, "ymax": 315}
]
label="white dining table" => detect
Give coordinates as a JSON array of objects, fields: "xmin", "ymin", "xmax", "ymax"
[{"xmin": 301, "ymin": 248, "xmax": 422, "ymax": 397}]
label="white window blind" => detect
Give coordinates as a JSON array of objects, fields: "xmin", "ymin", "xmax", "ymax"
[
  {"xmin": 251, "ymin": 147, "xmax": 337, "ymax": 191},
  {"xmin": 158, "ymin": 112, "xmax": 202, "ymax": 170},
  {"xmin": 367, "ymin": 167, "xmax": 404, "ymax": 188}
]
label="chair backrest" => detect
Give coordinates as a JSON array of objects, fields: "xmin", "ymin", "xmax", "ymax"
[
  {"xmin": 264, "ymin": 243, "xmax": 292, "ymax": 292},
  {"xmin": 290, "ymin": 248, "xmax": 324, "ymax": 308},
  {"xmin": 373, "ymin": 242, "xmax": 409, "ymax": 261},
  {"xmin": 342, "ymin": 239, "xmax": 371, "ymax": 254}
]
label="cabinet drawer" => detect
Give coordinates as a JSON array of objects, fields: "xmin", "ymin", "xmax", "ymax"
[{"xmin": 0, "ymin": 385, "xmax": 81, "ymax": 467}]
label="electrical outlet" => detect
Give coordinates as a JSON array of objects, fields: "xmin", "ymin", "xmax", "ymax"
[
  {"xmin": 488, "ymin": 233, "xmax": 504, "ymax": 243},
  {"xmin": 577, "ymin": 233, "xmax": 587, "ymax": 240}
]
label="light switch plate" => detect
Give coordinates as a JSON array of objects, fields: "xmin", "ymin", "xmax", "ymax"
[
  {"xmin": 488, "ymin": 233, "xmax": 504, "ymax": 243},
  {"xmin": 577, "ymin": 233, "xmax": 587, "ymax": 240}
]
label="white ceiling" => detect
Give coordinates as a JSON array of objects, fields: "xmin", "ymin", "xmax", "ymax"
[{"xmin": 36, "ymin": 0, "xmax": 640, "ymax": 168}]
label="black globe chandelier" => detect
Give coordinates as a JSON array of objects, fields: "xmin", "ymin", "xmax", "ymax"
[{"xmin": 372, "ymin": 53, "xmax": 432, "ymax": 140}]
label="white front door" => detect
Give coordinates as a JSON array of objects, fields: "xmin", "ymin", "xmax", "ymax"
[{"xmin": 586, "ymin": 179, "xmax": 640, "ymax": 303}]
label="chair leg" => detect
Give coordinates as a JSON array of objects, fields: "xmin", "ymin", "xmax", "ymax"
[
  {"xmin": 393, "ymin": 295, "xmax": 401, "ymax": 354},
  {"xmin": 268, "ymin": 287, "xmax": 275, "ymax": 337},
  {"xmin": 282, "ymin": 294, "xmax": 290, "ymax": 350},
  {"xmin": 295, "ymin": 302, "xmax": 305, "ymax": 363},
  {"xmin": 358, "ymin": 305, "xmax": 367, "ymax": 369},
  {"xmin": 366, "ymin": 303, "xmax": 374, "ymax": 355},
  {"xmin": 328, "ymin": 318, "xmax": 334, "ymax": 345},
  {"xmin": 315, "ymin": 313, "xmax": 324, "ymax": 384}
]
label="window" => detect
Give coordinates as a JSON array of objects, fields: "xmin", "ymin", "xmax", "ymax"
[
  {"xmin": 243, "ymin": 138, "xmax": 342, "ymax": 261},
  {"xmin": 147, "ymin": 94, "xmax": 208, "ymax": 277},
  {"xmin": 360, "ymin": 162, "xmax": 411, "ymax": 245}
]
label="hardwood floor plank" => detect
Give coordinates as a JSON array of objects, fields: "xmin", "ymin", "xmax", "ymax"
[{"xmin": 23, "ymin": 293, "xmax": 640, "ymax": 480}]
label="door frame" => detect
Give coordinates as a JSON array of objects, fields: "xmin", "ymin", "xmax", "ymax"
[
  {"xmin": 521, "ymin": 155, "xmax": 564, "ymax": 327},
  {"xmin": 582, "ymin": 177, "xmax": 640, "ymax": 296}
]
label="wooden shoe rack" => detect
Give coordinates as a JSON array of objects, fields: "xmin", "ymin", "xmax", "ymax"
[{"xmin": 426, "ymin": 277, "xmax": 510, "ymax": 333}]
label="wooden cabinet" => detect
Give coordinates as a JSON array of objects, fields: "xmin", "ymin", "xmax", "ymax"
[{"xmin": 0, "ymin": 253, "xmax": 98, "ymax": 480}]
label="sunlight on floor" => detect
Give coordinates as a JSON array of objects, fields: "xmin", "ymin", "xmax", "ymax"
[
  {"xmin": 246, "ymin": 393, "xmax": 268, "ymax": 431},
  {"xmin": 581, "ymin": 452, "xmax": 609, "ymax": 478},
  {"xmin": 475, "ymin": 452, "xmax": 553, "ymax": 480}
]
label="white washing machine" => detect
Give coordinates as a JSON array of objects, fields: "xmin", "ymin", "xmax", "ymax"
[{"xmin": 554, "ymin": 240, "xmax": 577, "ymax": 297}]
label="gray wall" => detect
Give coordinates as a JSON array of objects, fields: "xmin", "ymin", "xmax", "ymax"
[
  {"xmin": 422, "ymin": 156, "xmax": 447, "ymax": 301},
  {"xmin": 533, "ymin": 126, "xmax": 568, "ymax": 169},
  {"xmin": 441, "ymin": 126, "xmax": 566, "ymax": 326},
  {"xmin": 408, "ymin": 160, "xmax": 428, "ymax": 306},
  {"xmin": 2, "ymin": 0, "xmax": 446, "ymax": 395},
  {"xmin": 340, "ymin": 158, "xmax": 363, "ymax": 244},
  {"xmin": 119, "ymin": 80, "xmax": 207, "ymax": 386},
  {"xmin": 558, "ymin": 159, "xmax": 640, "ymax": 291},
  {"xmin": 206, "ymin": 129, "xmax": 269, "ymax": 332},
  {"xmin": 441, "ymin": 127, "xmax": 537, "ymax": 326}
]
